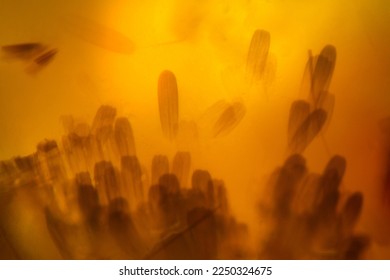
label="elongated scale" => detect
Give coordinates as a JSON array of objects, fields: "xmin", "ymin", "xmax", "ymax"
[
  {"xmin": 151, "ymin": 155, "xmax": 169, "ymax": 185},
  {"xmin": 318, "ymin": 93, "xmax": 335, "ymax": 132},
  {"xmin": 91, "ymin": 106, "xmax": 117, "ymax": 161},
  {"xmin": 62, "ymin": 129, "xmax": 94, "ymax": 174},
  {"xmin": 273, "ymin": 154, "xmax": 307, "ymax": 218},
  {"xmin": 316, "ymin": 156, "xmax": 346, "ymax": 206},
  {"xmin": 213, "ymin": 180, "xmax": 229, "ymax": 215},
  {"xmin": 35, "ymin": 141, "xmax": 67, "ymax": 213},
  {"xmin": 292, "ymin": 173, "xmax": 321, "ymax": 215},
  {"xmin": 341, "ymin": 192, "xmax": 363, "ymax": 231},
  {"xmin": 121, "ymin": 156, "xmax": 144, "ymax": 209},
  {"xmin": 2, "ymin": 43, "xmax": 43, "ymax": 54},
  {"xmin": 158, "ymin": 174, "xmax": 184, "ymax": 226},
  {"xmin": 91, "ymin": 105, "xmax": 117, "ymax": 135},
  {"xmin": 1, "ymin": 43, "xmax": 47, "ymax": 62},
  {"xmin": 94, "ymin": 161, "xmax": 120, "ymax": 205},
  {"xmin": 172, "ymin": 152, "xmax": 191, "ymax": 188},
  {"xmin": 323, "ymin": 155, "xmax": 347, "ymax": 180},
  {"xmin": 311, "ymin": 45, "xmax": 337, "ymax": 107},
  {"xmin": 78, "ymin": 185, "xmax": 99, "ymax": 219},
  {"xmin": 212, "ymin": 101, "xmax": 246, "ymax": 137},
  {"xmin": 288, "ymin": 109, "xmax": 327, "ymax": 154},
  {"xmin": 288, "ymin": 100, "xmax": 311, "ymax": 144},
  {"xmin": 246, "ymin": 29, "xmax": 270, "ymax": 83},
  {"xmin": 191, "ymin": 170, "xmax": 215, "ymax": 209},
  {"xmin": 34, "ymin": 49, "xmax": 58, "ymax": 65},
  {"xmin": 148, "ymin": 183, "xmax": 170, "ymax": 227},
  {"xmin": 114, "ymin": 117, "xmax": 136, "ymax": 157},
  {"xmin": 299, "ymin": 53, "xmax": 314, "ymax": 98},
  {"xmin": 64, "ymin": 16, "xmax": 135, "ymax": 54},
  {"xmin": 192, "ymin": 170, "xmax": 212, "ymax": 194},
  {"xmin": 25, "ymin": 48, "xmax": 58, "ymax": 75},
  {"xmin": 312, "ymin": 157, "xmax": 346, "ymax": 224},
  {"xmin": 199, "ymin": 99, "xmax": 228, "ymax": 135},
  {"xmin": 159, "ymin": 173, "xmax": 180, "ymax": 194},
  {"xmin": 158, "ymin": 70, "xmax": 179, "ymax": 141}
]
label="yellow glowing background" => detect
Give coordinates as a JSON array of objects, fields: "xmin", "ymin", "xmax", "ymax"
[{"xmin": 1, "ymin": 0, "xmax": 390, "ymax": 259}]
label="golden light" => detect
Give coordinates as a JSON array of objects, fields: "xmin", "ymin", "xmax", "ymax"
[{"xmin": 0, "ymin": 0, "xmax": 390, "ymax": 259}]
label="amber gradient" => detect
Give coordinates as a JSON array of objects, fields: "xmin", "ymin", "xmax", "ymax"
[{"xmin": 1, "ymin": 0, "xmax": 390, "ymax": 259}]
